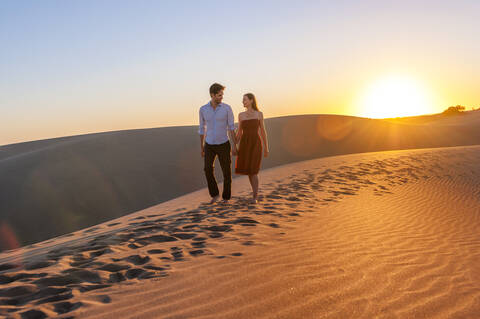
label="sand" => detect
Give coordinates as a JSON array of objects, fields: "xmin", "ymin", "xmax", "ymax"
[
  {"xmin": 1, "ymin": 144, "xmax": 479, "ymax": 318},
  {"xmin": 2, "ymin": 111, "xmax": 480, "ymax": 247}
]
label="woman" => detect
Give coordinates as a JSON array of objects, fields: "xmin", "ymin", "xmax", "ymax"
[{"xmin": 235, "ymin": 93, "xmax": 269, "ymax": 203}]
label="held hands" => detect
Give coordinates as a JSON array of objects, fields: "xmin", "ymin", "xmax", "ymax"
[{"xmin": 232, "ymin": 146, "xmax": 238, "ymax": 156}]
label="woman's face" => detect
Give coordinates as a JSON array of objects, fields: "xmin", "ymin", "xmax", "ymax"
[{"xmin": 243, "ymin": 95, "xmax": 252, "ymax": 108}]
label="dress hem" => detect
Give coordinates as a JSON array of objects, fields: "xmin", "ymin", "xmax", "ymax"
[{"xmin": 235, "ymin": 169, "xmax": 259, "ymax": 175}]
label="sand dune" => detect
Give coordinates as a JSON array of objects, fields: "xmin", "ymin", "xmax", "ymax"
[
  {"xmin": 0, "ymin": 145, "xmax": 479, "ymax": 318},
  {"xmin": 383, "ymin": 109, "xmax": 480, "ymax": 126},
  {"xmin": 1, "ymin": 111, "xmax": 480, "ymax": 248}
]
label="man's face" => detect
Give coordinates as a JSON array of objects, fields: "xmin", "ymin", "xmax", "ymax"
[{"xmin": 211, "ymin": 90, "xmax": 224, "ymax": 104}]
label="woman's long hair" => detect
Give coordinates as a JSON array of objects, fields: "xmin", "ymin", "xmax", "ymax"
[{"xmin": 244, "ymin": 93, "xmax": 259, "ymax": 111}]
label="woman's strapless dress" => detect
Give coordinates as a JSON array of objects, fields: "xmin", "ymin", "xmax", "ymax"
[{"xmin": 235, "ymin": 119, "xmax": 262, "ymax": 175}]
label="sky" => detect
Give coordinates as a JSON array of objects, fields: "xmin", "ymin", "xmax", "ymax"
[{"xmin": 1, "ymin": 0, "xmax": 479, "ymax": 146}]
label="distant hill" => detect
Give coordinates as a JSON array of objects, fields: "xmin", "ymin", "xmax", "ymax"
[
  {"xmin": 382, "ymin": 109, "xmax": 480, "ymax": 125},
  {"xmin": 1, "ymin": 112, "xmax": 479, "ymax": 248}
]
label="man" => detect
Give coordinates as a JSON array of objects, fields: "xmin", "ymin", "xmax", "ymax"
[{"xmin": 199, "ymin": 83, "xmax": 238, "ymax": 204}]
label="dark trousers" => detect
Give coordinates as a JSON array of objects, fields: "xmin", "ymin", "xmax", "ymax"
[{"xmin": 204, "ymin": 141, "xmax": 232, "ymax": 200}]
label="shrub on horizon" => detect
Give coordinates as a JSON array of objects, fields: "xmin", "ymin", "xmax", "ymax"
[{"xmin": 442, "ymin": 105, "xmax": 466, "ymax": 115}]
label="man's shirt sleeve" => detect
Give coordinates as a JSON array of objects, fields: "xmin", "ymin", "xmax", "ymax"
[
  {"xmin": 198, "ymin": 107, "xmax": 206, "ymax": 135},
  {"xmin": 227, "ymin": 105, "xmax": 235, "ymax": 131}
]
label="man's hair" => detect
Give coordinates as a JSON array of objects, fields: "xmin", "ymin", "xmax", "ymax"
[{"xmin": 209, "ymin": 83, "xmax": 225, "ymax": 95}]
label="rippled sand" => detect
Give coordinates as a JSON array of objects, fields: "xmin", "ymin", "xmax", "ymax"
[{"xmin": 1, "ymin": 145, "xmax": 479, "ymax": 318}]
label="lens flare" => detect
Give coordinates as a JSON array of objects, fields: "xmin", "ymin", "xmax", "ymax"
[
  {"xmin": 317, "ymin": 116, "xmax": 353, "ymax": 141},
  {"xmin": 0, "ymin": 221, "xmax": 20, "ymax": 252}
]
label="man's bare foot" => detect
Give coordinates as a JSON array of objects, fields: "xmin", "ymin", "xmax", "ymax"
[
  {"xmin": 221, "ymin": 199, "xmax": 230, "ymax": 204},
  {"xmin": 210, "ymin": 196, "xmax": 220, "ymax": 204}
]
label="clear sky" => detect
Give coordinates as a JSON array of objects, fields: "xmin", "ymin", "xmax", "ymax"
[{"xmin": 1, "ymin": 0, "xmax": 479, "ymax": 146}]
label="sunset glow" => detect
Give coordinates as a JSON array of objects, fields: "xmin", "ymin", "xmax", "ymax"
[{"xmin": 357, "ymin": 75, "xmax": 437, "ymax": 119}]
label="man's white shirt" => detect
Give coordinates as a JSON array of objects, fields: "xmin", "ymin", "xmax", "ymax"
[{"xmin": 198, "ymin": 101, "xmax": 235, "ymax": 145}]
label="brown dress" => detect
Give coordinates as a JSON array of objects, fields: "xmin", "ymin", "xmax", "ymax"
[{"xmin": 235, "ymin": 119, "xmax": 262, "ymax": 175}]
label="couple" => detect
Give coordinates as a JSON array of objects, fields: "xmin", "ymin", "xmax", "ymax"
[{"xmin": 199, "ymin": 83, "xmax": 269, "ymax": 204}]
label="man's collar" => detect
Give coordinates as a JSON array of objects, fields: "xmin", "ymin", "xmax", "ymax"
[{"xmin": 208, "ymin": 101, "xmax": 222, "ymax": 108}]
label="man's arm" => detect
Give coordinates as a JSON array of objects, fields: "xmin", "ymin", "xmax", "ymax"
[
  {"xmin": 200, "ymin": 135, "xmax": 205, "ymax": 157},
  {"xmin": 199, "ymin": 108, "xmax": 206, "ymax": 157}
]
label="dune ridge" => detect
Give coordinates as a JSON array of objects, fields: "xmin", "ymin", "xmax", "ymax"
[
  {"xmin": 2, "ymin": 112, "xmax": 480, "ymax": 247},
  {"xmin": 0, "ymin": 145, "xmax": 479, "ymax": 318}
]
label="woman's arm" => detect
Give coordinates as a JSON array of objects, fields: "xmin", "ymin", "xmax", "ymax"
[
  {"xmin": 258, "ymin": 112, "xmax": 269, "ymax": 157},
  {"xmin": 236, "ymin": 114, "xmax": 243, "ymax": 143}
]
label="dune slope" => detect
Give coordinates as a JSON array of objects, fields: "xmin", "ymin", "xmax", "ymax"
[
  {"xmin": 1, "ymin": 112, "xmax": 480, "ymax": 247},
  {"xmin": 0, "ymin": 145, "xmax": 479, "ymax": 318}
]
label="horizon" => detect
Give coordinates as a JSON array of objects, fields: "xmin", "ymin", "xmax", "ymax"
[
  {"xmin": 2, "ymin": 109, "xmax": 478, "ymax": 148},
  {"xmin": 2, "ymin": 0, "xmax": 479, "ymax": 146}
]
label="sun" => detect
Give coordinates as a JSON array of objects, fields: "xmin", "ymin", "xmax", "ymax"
[{"xmin": 357, "ymin": 75, "xmax": 436, "ymax": 118}]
